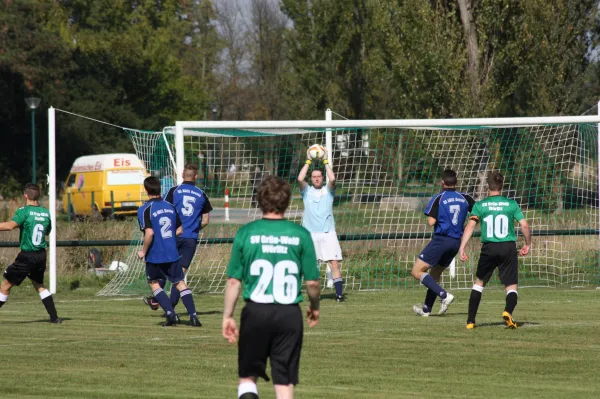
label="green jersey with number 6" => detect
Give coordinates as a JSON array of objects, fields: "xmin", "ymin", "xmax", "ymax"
[
  {"xmin": 471, "ymin": 195, "xmax": 524, "ymax": 243},
  {"xmin": 12, "ymin": 206, "xmax": 52, "ymax": 252},
  {"xmin": 227, "ymin": 219, "xmax": 319, "ymax": 305}
]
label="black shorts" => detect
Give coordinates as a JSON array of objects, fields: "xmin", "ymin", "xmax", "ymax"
[
  {"xmin": 238, "ymin": 301, "xmax": 303, "ymax": 385},
  {"xmin": 4, "ymin": 250, "xmax": 47, "ymax": 286},
  {"xmin": 476, "ymin": 242, "xmax": 518, "ymax": 286}
]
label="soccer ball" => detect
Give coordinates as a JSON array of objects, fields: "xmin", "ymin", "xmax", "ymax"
[{"xmin": 308, "ymin": 144, "xmax": 326, "ymax": 160}]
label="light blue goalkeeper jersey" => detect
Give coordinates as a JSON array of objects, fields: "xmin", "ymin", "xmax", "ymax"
[{"xmin": 301, "ymin": 185, "xmax": 335, "ymax": 233}]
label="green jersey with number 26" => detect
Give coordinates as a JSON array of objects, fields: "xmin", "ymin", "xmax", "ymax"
[
  {"xmin": 471, "ymin": 195, "xmax": 524, "ymax": 243},
  {"xmin": 12, "ymin": 206, "xmax": 52, "ymax": 252},
  {"xmin": 227, "ymin": 219, "xmax": 319, "ymax": 305}
]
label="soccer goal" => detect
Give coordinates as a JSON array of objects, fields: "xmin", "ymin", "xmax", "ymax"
[
  {"xmin": 87, "ymin": 110, "xmax": 600, "ymax": 296},
  {"xmin": 47, "ymin": 108, "xmax": 600, "ymax": 295}
]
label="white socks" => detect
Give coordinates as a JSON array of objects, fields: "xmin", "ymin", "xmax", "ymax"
[
  {"xmin": 39, "ymin": 289, "xmax": 52, "ymax": 300},
  {"xmin": 238, "ymin": 382, "xmax": 258, "ymax": 398}
]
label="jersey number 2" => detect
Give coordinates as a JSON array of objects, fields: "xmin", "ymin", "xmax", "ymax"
[
  {"xmin": 159, "ymin": 217, "xmax": 173, "ymax": 238},
  {"xmin": 250, "ymin": 259, "xmax": 298, "ymax": 304}
]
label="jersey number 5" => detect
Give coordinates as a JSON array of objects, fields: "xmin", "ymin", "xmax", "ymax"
[
  {"xmin": 181, "ymin": 195, "xmax": 196, "ymax": 217},
  {"xmin": 250, "ymin": 259, "xmax": 298, "ymax": 304}
]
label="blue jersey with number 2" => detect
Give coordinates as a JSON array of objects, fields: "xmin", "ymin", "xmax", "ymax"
[
  {"xmin": 138, "ymin": 198, "xmax": 181, "ymax": 263},
  {"xmin": 424, "ymin": 190, "xmax": 474, "ymax": 239}
]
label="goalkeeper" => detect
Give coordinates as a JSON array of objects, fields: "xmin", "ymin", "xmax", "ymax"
[{"xmin": 297, "ymin": 146, "xmax": 344, "ymax": 301}]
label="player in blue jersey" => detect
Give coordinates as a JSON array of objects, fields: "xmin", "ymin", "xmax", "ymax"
[
  {"xmin": 137, "ymin": 176, "xmax": 201, "ymax": 327},
  {"xmin": 163, "ymin": 164, "xmax": 213, "ymax": 310},
  {"xmin": 144, "ymin": 164, "xmax": 213, "ymax": 316},
  {"xmin": 411, "ymin": 170, "xmax": 475, "ymax": 316}
]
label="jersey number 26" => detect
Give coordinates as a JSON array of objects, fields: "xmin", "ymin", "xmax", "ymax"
[{"xmin": 250, "ymin": 259, "xmax": 298, "ymax": 304}]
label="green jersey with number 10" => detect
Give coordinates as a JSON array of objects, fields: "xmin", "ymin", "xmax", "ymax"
[
  {"xmin": 471, "ymin": 195, "xmax": 524, "ymax": 243},
  {"xmin": 227, "ymin": 219, "xmax": 319, "ymax": 305},
  {"xmin": 12, "ymin": 205, "xmax": 52, "ymax": 252}
]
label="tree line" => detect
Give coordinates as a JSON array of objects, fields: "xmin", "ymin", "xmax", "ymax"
[{"xmin": 1, "ymin": 0, "xmax": 599, "ymax": 196}]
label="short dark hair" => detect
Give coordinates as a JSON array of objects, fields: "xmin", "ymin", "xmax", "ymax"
[
  {"xmin": 24, "ymin": 183, "xmax": 40, "ymax": 201},
  {"xmin": 488, "ymin": 171, "xmax": 504, "ymax": 191},
  {"xmin": 144, "ymin": 176, "xmax": 161, "ymax": 196},
  {"xmin": 310, "ymin": 169, "xmax": 324, "ymax": 178},
  {"xmin": 257, "ymin": 175, "xmax": 291, "ymax": 215},
  {"xmin": 441, "ymin": 170, "xmax": 457, "ymax": 186},
  {"xmin": 183, "ymin": 164, "xmax": 198, "ymax": 180}
]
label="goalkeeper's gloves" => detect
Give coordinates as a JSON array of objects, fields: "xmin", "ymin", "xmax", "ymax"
[{"xmin": 323, "ymin": 159, "xmax": 329, "ymax": 165}]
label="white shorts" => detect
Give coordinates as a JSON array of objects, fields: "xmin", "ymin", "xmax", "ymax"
[{"xmin": 310, "ymin": 231, "xmax": 343, "ymax": 262}]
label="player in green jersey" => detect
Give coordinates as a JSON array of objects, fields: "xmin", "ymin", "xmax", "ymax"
[
  {"xmin": 223, "ymin": 175, "xmax": 321, "ymax": 399},
  {"xmin": 0, "ymin": 184, "xmax": 61, "ymax": 323},
  {"xmin": 459, "ymin": 172, "xmax": 531, "ymax": 329}
]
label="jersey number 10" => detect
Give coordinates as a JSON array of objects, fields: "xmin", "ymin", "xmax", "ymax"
[{"xmin": 483, "ymin": 214, "xmax": 509, "ymax": 239}]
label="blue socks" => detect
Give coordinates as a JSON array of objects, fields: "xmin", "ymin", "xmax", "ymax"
[
  {"xmin": 170, "ymin": 283, "xmax": 180, "ymax": 308},
  {"xmin": 420, "ymin": 274, "xmax": 447, "ymax": 299},
  {"xmin": 180, "ymin": 289, "xmax": 197, "ymax": 317},
  {"xmin": 423, "ymin": 288, "xmax": 437, "ymax": 313},
  {"xmin": 153, "ymin": 288, "xmax": 176, "ymax": 317},
  {"xmin": 333, "ymin": 278, "xmax": 343, "ymax": 297}
]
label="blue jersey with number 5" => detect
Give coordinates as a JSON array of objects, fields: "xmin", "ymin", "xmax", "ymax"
[
  {"xmin": 138, "ymin": 198, "xmax": 181, "ymax": 263},
  {"xmin": 423, "ymin": 189, "xmax": 475, "ymax": 239},
  {"xmin": 164, "ymin": 182, "xmax": 213, "ymax": 240}
]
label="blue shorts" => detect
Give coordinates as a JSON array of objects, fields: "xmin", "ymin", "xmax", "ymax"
[
  {"xmin": 146, "ymin": 261, "xmax": 185, "ymax": 284},
  {"xmin": 177, "ymin": 237, "xmax": 198, "ymax": 270},
  {"xmin": 418, "ymin": 235, "xmax": 460, "ymax": 268}
]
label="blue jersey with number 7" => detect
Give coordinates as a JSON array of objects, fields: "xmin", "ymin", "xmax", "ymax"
[
  {"xmin": 138, "ymin": 198, "xmax": 181, "ymax": 263},
  {"xmin": 423, "ymin": 189, "xmax": 475, "ymax": 239},
  {"xmin": 164, "ymin": 182, "xmax": 213, "ymax": 240}
]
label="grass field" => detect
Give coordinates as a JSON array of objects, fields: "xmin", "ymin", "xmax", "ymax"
[{"xmin": 1, "ymin": 287, "xmax": 599, "ymax": 398}]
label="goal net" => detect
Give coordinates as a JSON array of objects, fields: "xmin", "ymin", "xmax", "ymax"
[{"xmin": 97, "ymin": 115, "xmax": 600, "ymax": 296}]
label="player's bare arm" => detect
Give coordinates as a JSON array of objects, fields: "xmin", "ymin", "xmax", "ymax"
[
  {"xmin": 321, "ymin": 148, "xmax": 336, "ymax": 191},
  {"xmin": 0, "ymin": 221, "xmax": 18, "ymax": 231},
  {"xmin": 519, "ymin": 219, "xmax": 531, "ymax": 256},
  {"xmin": 222, "ymin": 277, "xmax": 241, "ymax": 343},
  {"xmin": 138, "ymin": 228, "xmax": 154, "ymax": 259},
  {"xmin": 324, "ymin": 164, "xmax": 336, "ymax": 191},
  {"xmin": 427, "ymin": 216, "xmax": 436, "ymax": 227},
  {"xmin": 459, "ymin": 219, "xmax": 477, "ymax": 261},
  {"xmin": 297, "ymin": 162, "xmax": 309, "ymax": 191},
  {"xmin": 176, "ymin": 226, "xmax": 183, "ymax": 236},
  {"xmin": 305, "ymin": 279, "xmax": 320, "ymax": 328},
  {"xmin": 200, "ymin": 213, "xmax": 210, "ymax": 229}
]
